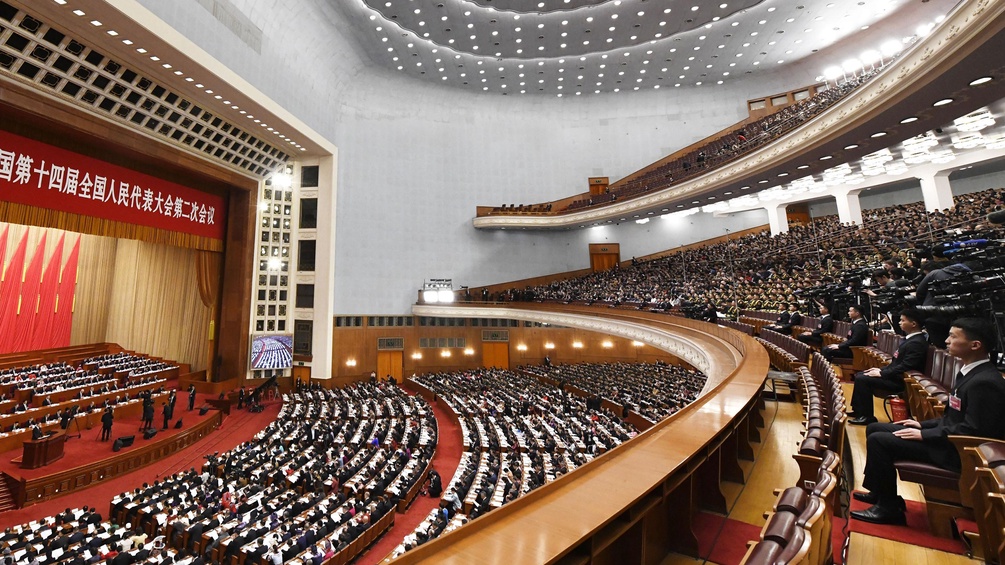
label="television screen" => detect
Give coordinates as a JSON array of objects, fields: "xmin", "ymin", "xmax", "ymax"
[{"xmin": 250, "ymin": 334, "xmax": 294, "ymax": 370}]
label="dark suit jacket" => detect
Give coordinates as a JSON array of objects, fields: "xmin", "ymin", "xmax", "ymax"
[
  {"xmin": 879, "ymin": 333, "xmax": 928, "ymax": 380},
  {"xmin": 813, "ymin": 315, "xmax": 834, "ymax": 336},
  {"xmin": 840, "ymin": 319, "xmax": 869, "ymax": 348},
  {"xmin": 921, "ymin": 361, "xmax": 1005, "ymax": 470}
]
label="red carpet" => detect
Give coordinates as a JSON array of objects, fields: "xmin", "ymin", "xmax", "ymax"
[
  {"xmin": 0, "ymin": 393, "xmax": 220, "ymax": 480},
  {"xmin": 356, "ymin": 396, "xmax": 464, "ymax": 565},
  {"xmin": 0, "ymin": 399, "xmax": 281, "ymax": 530},
  {"xmin": 848, "ymin": 492, "xmax": 967, "ymax": 555},
  {"xmin": 694, "ymin": 511, "xmax": 764, "ymax": 565}
]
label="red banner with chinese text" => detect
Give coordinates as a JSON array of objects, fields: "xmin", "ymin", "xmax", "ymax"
[{"xmin": 0, "ymin": 130, "xmax": 226, "ymax": 239}]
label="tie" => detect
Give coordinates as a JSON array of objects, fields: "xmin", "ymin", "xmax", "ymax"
[{"xmin": 953, "ymin": 371, "xmax": 964, "ymax": 391}]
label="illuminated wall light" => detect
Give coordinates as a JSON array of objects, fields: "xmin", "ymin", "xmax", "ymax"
[
  {"xmin": 544, "ymin": 342, "xmax": 555, "ymax": 350},
  {"xmin": 632, "ymin": 341, "xmax": 645, "ymax": 347},
  {"xmin": 440, "ymin": 350, "xmax": 452, "ymax": 358},
  {"xmin": 463, "ymin": 348, "xmax": 475, "ymax": 356},
  {"xmin": 516, "ymin": 344, "xmax": 528, "ymax": 352},
  {"xmin": 411, "ymin": 352, "xmax": 423, "ymax": 360},
  {"xmin": 572, "ymin": 341, "xmax": 584, "ymax": 349},
  {"xmin": 601, "ymin": 341, "xmax": 613, "ymax": 348},
  {"xmin": 345, "ymin": 359, "xmax": 357, "ymax": 367}
]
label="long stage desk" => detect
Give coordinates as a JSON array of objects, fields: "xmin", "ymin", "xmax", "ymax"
[{"xmin": 391, "ymin": 303, "xmax": 769, "ymax": 565}]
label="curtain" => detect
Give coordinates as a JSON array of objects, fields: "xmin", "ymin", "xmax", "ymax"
[
  {"xmin": 103, "ymin": 240, "xmax": 213, "ymax": 371},
  {"xmin": 196, "ymin": 250, "xmax": 222, "ymax": 308},
  {"xmin": 11, "ymin": 233, "xmax": 46, "ymax": 353},
  {"xmin": 30, "ymin": 233, "xmax": 63, "ymax": 350},
  {"xmin": 53, "ymin": 236, "xmax": 80, "ymax": 348},
  {"xmin": 0, "ymin": 232, "xmax": 28, "ymax": 352}
]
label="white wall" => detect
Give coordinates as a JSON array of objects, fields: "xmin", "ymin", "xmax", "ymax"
[{"xmin": 133, "ymin": 0, "xmax": 849, "ymax": 313}]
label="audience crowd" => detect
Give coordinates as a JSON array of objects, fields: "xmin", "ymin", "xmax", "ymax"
[
  {"xmin": 520, "ymin": 361, "xmax": 707, "ymax": 423},
  {"xmin": 490, "ymin": 70, "xmax": 882, "ymax": 216},
  {"xmin": 497, "ymin": 188, "xmax": 1005, "ymax": 323},
  {"xmin": 389, "ymin": 362, "xmax": 705, "ymax": 558}
]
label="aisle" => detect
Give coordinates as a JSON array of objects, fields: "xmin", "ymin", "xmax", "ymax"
[{"xmin": 357, "ymin": 397, "xmax": 464, "ymax": 564}]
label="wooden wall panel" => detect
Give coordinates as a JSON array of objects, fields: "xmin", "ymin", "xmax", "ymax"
[
  {"xmin": 330, "ymin": 324, "xmax": 683, "ymax": 380},
  {"xmin": 216, "ymin": 188, "xmax": 255, "ymax": 382}
]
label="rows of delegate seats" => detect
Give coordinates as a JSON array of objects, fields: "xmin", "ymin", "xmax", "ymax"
[
  {"xmin": 496, "ymin": 187, "xmax": 1005, "ymax": 320},
  {"xmin": 386, "ymin": 368, "xmax": 638, "ymax": 559},
  {"xmin": 386, "ymin": 363, "xmax": 705, "ymax": 559},
  {"xmin": 518, "ymin": 361, "xmax": 706, "ymax": 423},
  {"xmin": 489, "ymin": 70, "xmax": 879, "ymax": 216},
  {"xmin": 0, "ymin": 353, "xmax": 173, "ymax": 439},
  {"xmin": 741, "ymin": 351, "xmax": 845, "ymax": 564},
  {"xmin": 0, "ymin": 382, "xmax": 435, "ymax": 565}
]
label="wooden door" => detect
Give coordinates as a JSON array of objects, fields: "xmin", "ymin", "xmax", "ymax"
[
  {"xmin": 482, "ymin": 342, "xmax": 510, "ymax": 370},
  {"xmin": 292, "ymin": 366, "xmax": 311, "ymax": 388},
  {"xmin": 377, "ymin": 350, "xmax": 403, "ymax": 381}
]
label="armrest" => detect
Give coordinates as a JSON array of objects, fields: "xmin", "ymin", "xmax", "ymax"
[{"xmin": 949, "ymin": 435, "xmax": 1005, "ymax": 508}]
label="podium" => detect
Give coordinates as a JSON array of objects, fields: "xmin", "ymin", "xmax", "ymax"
[{"xmin": 21, "ymin": 430, "xmax": 66, "ymax": 469}]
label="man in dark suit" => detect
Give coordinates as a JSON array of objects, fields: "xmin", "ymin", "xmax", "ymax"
[
  {"xmin": 849, "ymin": 309, "xmax": 929, "ymax": 425},
  {"xmin": 101, "ymin": 407, "xmax": 114, "ymax": 441},
  {"xmin": 821, "ymin": 304, "xmax": 869, "ymax": 361},
  {"xmin": 851, "ymin": 317, "xmax": 1005, "ymax": 525},
  {"xmin": 797, "ymin": 303, "xmax": 833, "ymax": 346},
  {"xmin": 764, "ymin": 303, "xmax": 802, "ymax": 334}
]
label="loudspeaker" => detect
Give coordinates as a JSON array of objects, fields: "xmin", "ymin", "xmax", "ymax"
[
  {"xmin": 174, "ymin": 419, "xmax": 183, "ymax": 429},
  {"xmin": 112, "ymin": 439, "xmax": 123, "ymax": 452},
  {"xmin": 118, "ymin": 435, "xmax": 135, "ymax": 447},
  {"xmin": 143, "ymin": 428, "xmax": 157, "ymax": 440},
  {"xmin": 199, "ymin": 407, "xmax": 209, "ymax": 416}
]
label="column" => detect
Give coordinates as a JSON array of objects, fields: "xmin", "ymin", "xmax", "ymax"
[
  {"xmin": 312, "ymin": 154, "xmax": 337, "ymax": 379},
  {"xmin": 765, "ymin": 203, "xmax": 789, "ymax": 235},
  {"xmin": 918, "ymin": 170, "xmax": 955, "ymax": 211},
  {"xmin": 834, "ymin": 188, "xmax": 863, "ymax": 225}
]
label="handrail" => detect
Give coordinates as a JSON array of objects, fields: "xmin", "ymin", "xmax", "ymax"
[{"xmin": 393, "ymin": 303, "xmax": 768, "ymax": 564}]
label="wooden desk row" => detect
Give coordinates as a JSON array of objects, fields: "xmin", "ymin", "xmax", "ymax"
[
  {"xmin": 0, "ymin": 379, "xmax": 165, "ymax": 439},
  {"xmin": 392, "ymin": 303, "xmax": 768, "ymax": 565}
]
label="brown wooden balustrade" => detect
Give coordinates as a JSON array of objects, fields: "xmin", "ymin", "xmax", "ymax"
[
  {"xmin": 7, "ymin": 409, "xmax": 222, "ymax": 508},
  {"xmin": 391, "ymin": 303, "xmax": 767, "ymax": 565}
]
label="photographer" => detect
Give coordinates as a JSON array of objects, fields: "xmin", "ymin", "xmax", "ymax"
[{"xmin": 848, "ymin": 309, "xmax": 928, "ymax": 425}]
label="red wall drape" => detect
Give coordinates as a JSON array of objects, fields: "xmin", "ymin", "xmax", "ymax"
[
  {"xmin": 11, "ymin": 233, "xmax": 46, "ymax": 353},
  {"xmin": 0, "ymin": 232, "xmax": 28, "ymax": 354},
  {"xmin": 53, "ymin": 237, "xmax": 80, "ymax": 348},
  {"xmin": 30, "ymin": 234, "xmax": 64, "ymax": 350}
]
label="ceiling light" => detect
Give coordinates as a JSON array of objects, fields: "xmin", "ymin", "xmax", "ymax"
[
  {"xmin": 933, "ymin": 98, "xmax": 953, "ymax": 107},
  {"xmin": 970, "ymin": 76, "xmax": 993, "ymax": 86},
  {"xmin": 900, "ymin": 117, "xmax": 918, "ymax": 124}
]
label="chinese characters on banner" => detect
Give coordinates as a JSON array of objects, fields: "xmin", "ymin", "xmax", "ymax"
[{"xmin": 0, "ymin": 130, "xmax": 226, "ymax": 240}]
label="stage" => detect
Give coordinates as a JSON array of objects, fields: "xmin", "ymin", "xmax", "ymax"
[{"xmin": 0, "ymin": 393, "xmax": 224, "ymax": 506}]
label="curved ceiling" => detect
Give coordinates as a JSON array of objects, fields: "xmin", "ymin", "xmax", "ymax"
[{"xmin": 336, "ymin": 0, "xmax": 955, "ymax": 96}]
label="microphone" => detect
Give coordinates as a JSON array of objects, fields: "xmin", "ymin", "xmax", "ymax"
[{"xmin": 987, "ymin": 210, "xmax": 1005, "ymax": 225}]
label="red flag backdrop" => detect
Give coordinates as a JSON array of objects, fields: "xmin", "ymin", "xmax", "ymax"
[{"xmin": 0, "ymin": 130, "xmax": 226, "ymax": 239}]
